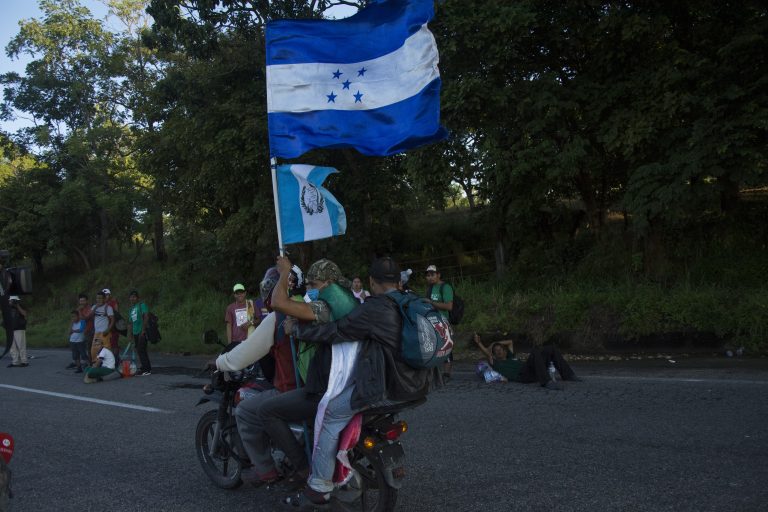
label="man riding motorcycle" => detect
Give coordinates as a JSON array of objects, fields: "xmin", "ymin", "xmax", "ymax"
[{"xmin": 215, "ymin": 258, "xmax": 357, "ymax": 486}]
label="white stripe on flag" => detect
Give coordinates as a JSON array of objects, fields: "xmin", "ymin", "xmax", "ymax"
[
  {"xmin": 267, "ymin": 24, "xmax": 439, "ymax": 113},
  {"xmin": 291, "ymin": 166, "xmax": 334, "ymax": 241}
]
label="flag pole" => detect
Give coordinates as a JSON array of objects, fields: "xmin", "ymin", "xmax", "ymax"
[
  {"xmin": 270, "ymin": 156, "xmax": 286, "ymax": 257},
  {"xmin": 270, "ymin": 155, "xmax": 312, "ymax": 460}
]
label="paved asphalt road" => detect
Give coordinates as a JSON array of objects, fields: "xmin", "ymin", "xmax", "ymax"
[{"xmin": 1, "ymin": 349, "xmax": 767, "ymax": 512}]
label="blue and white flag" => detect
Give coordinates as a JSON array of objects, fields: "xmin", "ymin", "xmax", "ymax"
[
  {"xmin": 266, "ymin": 0, "xmax": 447, "ymax": 158},
  {"xmin": 276, "ymin": 164, "xmax": 347, "ymax": 244}
]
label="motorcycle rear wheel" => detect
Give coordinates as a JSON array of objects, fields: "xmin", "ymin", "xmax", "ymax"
[
  {"xmin": 346, "ymin": 451, "xmax": 398, "ymax": 512},
  {"xmin": 195, "ymin": 409, "xmax": 244, "ymax": 489}
]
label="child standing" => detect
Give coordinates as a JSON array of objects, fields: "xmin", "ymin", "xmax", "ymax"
[
  {"xmin": 83, "ymin": 338, "xmax": 116, "ymax": 383},
  {"xmin": 67, "ymin": 310, "xmax": 88, "ymax": 373}
]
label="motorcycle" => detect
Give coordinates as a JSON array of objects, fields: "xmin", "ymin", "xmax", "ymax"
[{"xmin": 194, "ymin": 332, "xmax": 425, "ymax": 512}]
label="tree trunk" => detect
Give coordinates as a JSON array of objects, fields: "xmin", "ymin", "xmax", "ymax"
[
  {"xmin": 494, "ymin": 229, "xmax": 506, "ymax": 279},
  {"xmin": 32, "ymin": 252, "xmax": 45, "ymax": 274},
  {"xmin": 719, "ymin": 176, "xmax": 740, "ymax": 214},
  {"xmin": 99, "ymin": 208, "xmax": 108, "ymax": 265},
  {"xmin": 70, "ymin": 245, "xmax": 91, "ymax": 271},
  {"xmin": 152, "ymin": 200, "xmax": 167, "ymax": 262},
  {"xmin": 460, "ymin": 180, "xmax": 475, "ymax": 210},
  {"xmin": 574, "ymin": 169, "xmax": 602, "ymax": 236}
]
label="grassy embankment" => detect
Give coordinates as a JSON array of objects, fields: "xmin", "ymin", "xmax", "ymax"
[{"xmin": 22, "ymin": 249, "xmax": 768, "ymax": 358}]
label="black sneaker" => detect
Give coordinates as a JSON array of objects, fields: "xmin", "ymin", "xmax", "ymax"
[
  {"xmin": 282, "ymin": 487, "xmax": 331, "ymax": 509},
  {"xmin": 66, "ymin": 363, "xmax": 77, "ymax": 369}
]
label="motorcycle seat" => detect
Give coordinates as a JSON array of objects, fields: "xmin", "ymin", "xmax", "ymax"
[{"xmin": 364, "ymin": 397, "xmax": 427, "ymax": 417}]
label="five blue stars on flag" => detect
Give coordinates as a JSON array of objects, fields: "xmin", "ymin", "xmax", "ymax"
[{"xmin": 326, "ymin": 67, "xmax": 367, "ymax": 104}]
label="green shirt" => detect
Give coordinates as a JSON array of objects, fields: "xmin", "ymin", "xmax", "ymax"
[
  {"xmin": 129, "ymin": 302, "xmax": 149, "ymax": 335},
  {"xmin": 492, "ymin": 351, "xmax": 523, "ymax": 381},
  {"xmin": 427, "ymin": 282, "xmax": 454, "ymax": 321}
]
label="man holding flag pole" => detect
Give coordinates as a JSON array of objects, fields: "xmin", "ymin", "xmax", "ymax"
[{"xmin": 264, "ymin": 0, "xmax": 447, "ymax": 507}]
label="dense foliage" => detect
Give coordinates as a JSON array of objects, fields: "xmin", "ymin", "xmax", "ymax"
[{"xmin": 2, "ymin": 1, "xmax": 766, "ymax": 349}]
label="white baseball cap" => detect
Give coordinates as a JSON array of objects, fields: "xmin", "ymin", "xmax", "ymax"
[
  {"xmin": 425, "ymin": 265, "xmax": 438, "ymax": 273},
  {"xmin": 102, "ymin": 288, "xmax": 111, "ymax": 295},
  {"xmin": 9, "ymin": 295, "xmax": 20, "ymax": 301}
]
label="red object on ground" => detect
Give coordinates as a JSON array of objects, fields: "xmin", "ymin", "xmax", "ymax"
[
  {"xmin": 121, "ymin": 359, "xmax": 133, "ymax": 377},
  {"xmin": 0, "ymin": 433, "xmax": 13, "ymax": 464}
]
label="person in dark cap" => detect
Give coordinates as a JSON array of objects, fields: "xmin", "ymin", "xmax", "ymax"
[{"xmin": 283, "ymin": 256, "xmax": 434, "ymax": 509}]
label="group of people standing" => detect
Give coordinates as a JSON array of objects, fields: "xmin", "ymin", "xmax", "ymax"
[{"xmin": 70, "ymin": 288, "xmax": 153, "ymax": 382}]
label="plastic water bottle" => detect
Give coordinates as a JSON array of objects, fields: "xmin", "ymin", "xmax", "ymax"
[{"xmin": 548, "ymin": 361, "xmax": 557, "ymax": 382}]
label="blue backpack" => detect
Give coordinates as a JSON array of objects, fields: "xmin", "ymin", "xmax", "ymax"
[{"xmin": 387, "ymin": 290, "xmax": 454, "ymax": 369}]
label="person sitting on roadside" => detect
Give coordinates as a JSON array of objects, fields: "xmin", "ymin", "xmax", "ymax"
[
  {"xmin": 473, "ymin": 334, "xmax": 581, "ymax": 389},
  {"xmin": 283, "ymin": 257, "xmax": 435, "ymax": 509},
  {"xmin": 83, "ymin": 338, "xmax": 117, "ymax": 383}
]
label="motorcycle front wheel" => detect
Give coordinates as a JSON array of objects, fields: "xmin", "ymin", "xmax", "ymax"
[
  {"xmin": 195, "ymin": 409, "xmax": 244, "ymax": 489},
  {"xmin": 343, "ymin": 451, "xmax": 398, "ymax": 512}
]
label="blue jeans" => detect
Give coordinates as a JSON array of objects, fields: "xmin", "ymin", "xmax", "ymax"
[{"xmin": 308, "ymin": 386, "xmax": 397, "ymax": 493}]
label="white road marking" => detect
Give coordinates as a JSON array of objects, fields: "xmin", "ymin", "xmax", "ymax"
[
  {"xmin": 586, "ymin": 375, "xmax": 768, "ymax": 385},
  {"xmin": 0, "ymin": 383, "xmax": 173, "ymax": 413}
]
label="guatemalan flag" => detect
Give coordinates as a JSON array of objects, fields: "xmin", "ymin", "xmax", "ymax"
[
  {"xmin": 276, "ymin": 164, "xmax": 347, "ymax": 244},
  {"xmin": 266, "ymin": 0, "xmax": 448, "ymax": 158}
]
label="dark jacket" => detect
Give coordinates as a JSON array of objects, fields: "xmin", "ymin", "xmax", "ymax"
[{"xmin": 294, "ymin": 291, "xmax": 433, "ymax": 410}]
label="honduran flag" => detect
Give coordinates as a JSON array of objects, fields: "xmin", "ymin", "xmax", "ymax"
[
  {"xmin": 266, "ymin": 0, "xmax": 447, "ymax": 158},
  {"xmin": 276, "ymin": 164, "xmax": 347, "ymax": 244}
]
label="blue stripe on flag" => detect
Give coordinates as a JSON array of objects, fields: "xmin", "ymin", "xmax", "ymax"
[
  {"xmin": 277, "ymin": 167, "xmax": 303, "ymax": 243},
  {"xmin": 266, "ymin": 0, "xmax": 433, "ymax": 66},
  {"xmin": 268, "ymin": 79, "xmax": 444, "ymax": 158}
]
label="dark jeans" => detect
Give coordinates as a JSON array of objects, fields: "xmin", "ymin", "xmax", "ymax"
[
  {"xmin": 135, "ymin": 333, "xmax": 151, "ymax": 371},
  {"xmin": 1, "ymin": 297, "xmax": 12, "ymax": 358},
  {"xmin": 518, "ymin": 345, "xmax": 578, "ymax": 386},
  {"xmin": 70, "ymin": 342, "xmax": 89, "ymax": 365},
  {"xmin": 259, "ymin": 388, "xmax": 321, "ymax": 473}
]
